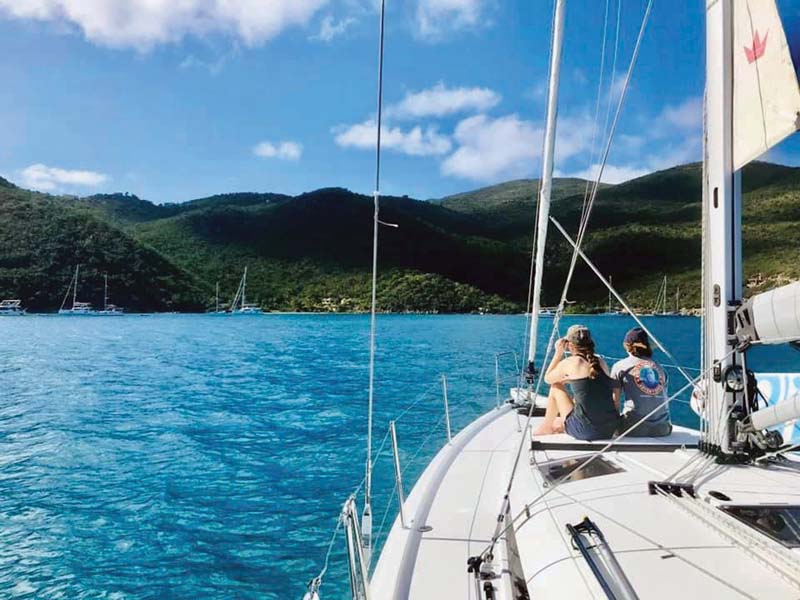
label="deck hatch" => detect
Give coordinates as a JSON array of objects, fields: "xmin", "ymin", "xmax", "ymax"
[
  {"xmin": 720, "ymin": 505, "xmax": 800, "ymax": 548},
  {"xmin": 538, "ymin": 456, "xmax": 624, "ymax": 485}
]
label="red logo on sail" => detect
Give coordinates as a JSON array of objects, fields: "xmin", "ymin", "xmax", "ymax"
[{"xmin": 745, "ymin": 30, "xmax": 768, "ymax": 64}]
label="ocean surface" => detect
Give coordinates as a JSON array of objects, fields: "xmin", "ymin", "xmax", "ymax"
[{"xmin": 0, "ymin": 314, "xmax": 797, "ymax": 599}]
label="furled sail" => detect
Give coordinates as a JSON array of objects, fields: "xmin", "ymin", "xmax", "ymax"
[{"xmin": 733, "ymin": 0, "xmax": 800, "ymax": 169}]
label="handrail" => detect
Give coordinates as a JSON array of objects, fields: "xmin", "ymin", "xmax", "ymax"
[
  {"xmin": 495, "ymin": 351, "xmax": 520, "ymax": 407},
  {"xmin": 389, "ymin": 421, "xmax": 407, "ymax": 528},
  {"xmin": 310, "ymin": 371, "xmax": 490, "ymax": 597},
  {"xmin": 343, "ymin": 496, "xmax": 370, "ymax": 600},
  {"xmin": 441, "ymin": 374, "xmax": 452, "ymax": 443}
]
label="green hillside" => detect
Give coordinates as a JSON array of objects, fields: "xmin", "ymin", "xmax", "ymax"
[
  {"xmin": 0, "ymin": 161, "xmax": 797, "ymax": 313},
  {"xmin": 0, "ymin": 186, "xmax": 204, "ymax": 312}
]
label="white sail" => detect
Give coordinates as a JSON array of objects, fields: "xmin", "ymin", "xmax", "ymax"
[{"xmin": 733, "ymin": 0, "xmax": 800, "ymax": 169}]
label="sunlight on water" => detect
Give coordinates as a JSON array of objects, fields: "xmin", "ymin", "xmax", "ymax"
[{"xmin": 0, "ymin": 314, "xmax": 795, "ymax": 598}]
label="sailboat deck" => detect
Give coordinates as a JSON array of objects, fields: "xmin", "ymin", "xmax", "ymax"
[{"xmin": 371, "ymin": 404, "xmax": 800, "ymax": 599}]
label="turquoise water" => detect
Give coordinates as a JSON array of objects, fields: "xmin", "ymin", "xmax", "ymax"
[{"xmin": 0, "ymin": 314, "xmax": 796, "ymax": 598}]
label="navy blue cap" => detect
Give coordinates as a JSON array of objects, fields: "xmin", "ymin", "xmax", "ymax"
[{"xmin": 624, "ymin": 327, "xmax": 649, "ymax": 347}]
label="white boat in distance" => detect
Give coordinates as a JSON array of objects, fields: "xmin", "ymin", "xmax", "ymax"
[
  {"xmin": 0, "ymin": 299, "xmax": 26, "ymax": 316},
  {"xmin": 98, "ymin": 274, "xmax": 124, "ymax": 316},
  {"xmin": 305, "ymin": 1, "xmax": 800, "ymax": 599},
  {"xmin": 209, "ymin": 281, "xmax": 229, "ymax": 315},
  {"xmin": 230, "ymin": 267, "xmax": 263, "ymax": 315},
  {"xmin": 59, "ymin": 266, "xmax": 124, "ymax": 316}
]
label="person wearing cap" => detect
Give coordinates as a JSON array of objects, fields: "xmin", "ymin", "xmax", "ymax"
[
  {"xmin": 611, "ymin": 327, "xmax": 672, "ymax": 437},
  {"xmin": 533, "ymin": 324, "xmax": 620, "ymax": 440}
]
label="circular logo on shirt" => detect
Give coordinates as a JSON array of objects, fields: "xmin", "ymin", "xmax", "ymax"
[{"xmin": 631, "ymin": 361, "xmax": 665, "ymax": 395}]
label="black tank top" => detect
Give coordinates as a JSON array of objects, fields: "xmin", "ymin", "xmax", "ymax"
[{"xmin": 569, "ymin": 371, "xmax": 619, "ymax": 436}]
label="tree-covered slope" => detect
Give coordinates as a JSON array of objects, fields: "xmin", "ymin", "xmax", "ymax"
[
  {"xmin": 0, "ymin": 160, "xmax": 797, "ymax": 313},
  {"xmin": 0, "ymin": 186, "xmax": 204, "ymax": 311}
]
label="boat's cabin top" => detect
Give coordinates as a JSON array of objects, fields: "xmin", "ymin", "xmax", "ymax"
[{"xmin": 0, "ymin": 299, "xmax": 22, "ymax": 308}]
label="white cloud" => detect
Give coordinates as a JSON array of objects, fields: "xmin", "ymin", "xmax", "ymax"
[
  {"xmin": 415, "ymin": 0, "xmax": 487, "ymax": 39},
  {"xmin": 179, "ymin": 54, "xmax": 227, "ymax": 76},
  {"xmin": 659, "ymin": 96, "xmax": 703, "ymax": 132},
  {"xmin": 311, "ymin": 15, "xmax": 356, "ymax": 42},
  {"xmin": 608, "ymin": 72, "xmax": 627, "ymax": 102},
  {"xmin": 20, "ymin": 163, "xmax": 108, "ymax": 191},
  {"xmin": 387, "ymin": 83, "xmax": 501, "ymax": 120},
  {"xmin": 253, "ymin": 141, "xmax": 303, "ymax": 161},
  {"xmin": 0, "ymin": 0, "xmax": 327, "ymax": 50},
  {"xmin": 566, "ymin": 163, "xmax": 650, "ymax": 184},
  {"xmin": 441, "ymin": 113, "xmax": 593, "ymax": 182},
  {"xmin": 334, "ymin": 120, "xmax": 452, "ymax": 156},
  {"xmin": 526, "ymin": 81, "xmax": 548, "ymax": 100},
  {"xmin": 441, "ymin": 114, "xmax": 539, "ymax": 181}
]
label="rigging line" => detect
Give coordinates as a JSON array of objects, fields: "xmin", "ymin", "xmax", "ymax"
[
  {"xmin": 401, "ymin": 413, "xmax": 447, "ymax": 476},
  {"xmin": 598, "ymin": 353, "xmax": 702, "ymax": 373},
  {"xmin": 582, "ymin": 0, "xmax": 653, "ymax": 242},
  {"xmin": 308, "ymin": 515, "xmax": 344, "ymax": 591},
  {"xmin": 365, "ymin": 0, "xmax": 387, "ymax": 523},
  {"xmin": 663, "ymin": 452, "xmax": 713, "ymax": 483},
  {"xmin": 559, "ymin": 0, "xmax": 654, "ymax": 313},
  {"xmin": 482, "ymin": 350, "xmax": 735, "ymax": 560},
  {"xmin": 755, "ymin": 442, "xmax": 800, "ymax": 463},
  {"xmin": 392, "ymin": 380, "xmax": 442, "ymax": 423},
  {"xmin": 374, "ymin": 484, "xmax": 398, "ymax": 554},
  {"xmin": 653, "ymin": 487, "xmax": 800, "ymax": 591},
  {"xmin": 551, "ymin": 217, "xmax": 697, "ymax": 390},
  {"xmin": 531, "ymin": 454, "xmax": 601, "ymax": 599},
  {"xmin": 598, "ymin": 0, "xmax": 623, "ymax": 173},
  {"xmin": 550, "ymin": 485, "xmax": 763, "ymax": 600},
  {"xmin": 579, "ymin": 0, "xmax": 613, "ymax": 226},
  {"xmin": 489, "ymin": 312, "xmax": 567, "ymax": 546},
  {"xmin": 521, "ymin": 0, "xmax": 560, "ymax": 373}
]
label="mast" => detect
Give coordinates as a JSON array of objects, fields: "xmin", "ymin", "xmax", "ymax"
[
  {"xmin": 216, "ymin": 281, "xmax": 220, "ymax": 313},
  {"xmin": 73, "ymin": 265, "xmax": 79, "ymax": 309},
  {"xmin": 704, "ymin": 0, "xmax": 742, "ymax": 454},
  {"xmin": 104, "ymin": 273, "xmax": 108, "ymax": 311},
  {"xmin": 608, "ymin": 276, "xmax": 613, "ymax": 313},
  {"xmin": 242, "ymin": 267, "xmax": 247, "ymax": 308},
  {"xmin": 60, "ymin": 265, "xmax": 77, "ymax": 311},
  {"xmin": 527, "ymin": 0, "xmax": 566, "ymax": 371}
]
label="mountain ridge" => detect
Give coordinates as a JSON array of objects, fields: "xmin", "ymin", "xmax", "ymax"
[{"xmin": 0, "ymin": 161, "xmax": 797, "ymax": 312}]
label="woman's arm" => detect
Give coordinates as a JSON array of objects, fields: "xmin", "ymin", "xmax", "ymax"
[
  {"xmin": 544, "ymin": 338, "xmax": 569, "ymax": 384},
  {"xmin": 613, "ymin": 388, "xmax": 621, "ymax": 411}
]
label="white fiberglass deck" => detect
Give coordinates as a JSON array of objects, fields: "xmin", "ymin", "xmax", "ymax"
[{"xmin": 371, "ymin": 404, "xmax": 800, "ymax": 599}]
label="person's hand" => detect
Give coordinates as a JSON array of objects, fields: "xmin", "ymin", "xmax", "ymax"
[{"xmin": 555, "ymin": 338, "xmax": 568, "ymax": 354}]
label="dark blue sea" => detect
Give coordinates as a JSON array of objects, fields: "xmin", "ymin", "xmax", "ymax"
[{"xmin": 0, "ymin": 314, "xmax": 797, "ymax": 599}]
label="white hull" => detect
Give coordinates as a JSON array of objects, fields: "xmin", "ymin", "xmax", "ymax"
[
  {"xmin": 0, "ymin": 310, "xmax": 25, "ymax": 316},
  {"xmin": 371, "ymin": 401, "xmax": 800, "ymax": 599},
  {"xmin": 58, "ymin": 309, "xmax": 99, "ymax": 316}
]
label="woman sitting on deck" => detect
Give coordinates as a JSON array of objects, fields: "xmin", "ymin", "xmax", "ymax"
[
  {"xmin": 533, "ymin": 324, "xmax": 620, "ymax": 440},
  {"xmin": 611, "ymin": 327, "xmax": 672, "ymax": 437}
]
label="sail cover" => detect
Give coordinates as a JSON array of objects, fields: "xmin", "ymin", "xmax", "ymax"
[{"xmin": 734, "ymin": 0, "xmax": 800, "ymax": 169}]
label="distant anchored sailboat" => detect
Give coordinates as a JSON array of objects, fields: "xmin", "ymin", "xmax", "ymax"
[
  {"xmin": 0, "ymin": 299, "xmax": 26, "ymax": 316},
  {"xmin": 652, "ymin": 275, "xmax": 678, "ymax": 316},
  {"xmin": 59, "ymin": 265, "xmax": 97, "ymax": 315},
  {"xmin": 209, "ymin": 281, "xmax": 230, "ymax": 315},
  {"xmin": 98, "ymin": 274, "xmax": 124, "ymax": 316},
  {"xmin": 230, "ymin": 267, "xmax": 263, "ymax": 315},
  {"xmin": 59, "ymin": 266, "xmax": 124, "ymax": 316}
]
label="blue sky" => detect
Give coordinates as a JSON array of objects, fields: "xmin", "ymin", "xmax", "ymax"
[{"xmin": 0, "ymin": 0, "xmax": 798, "ymax": 204}]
